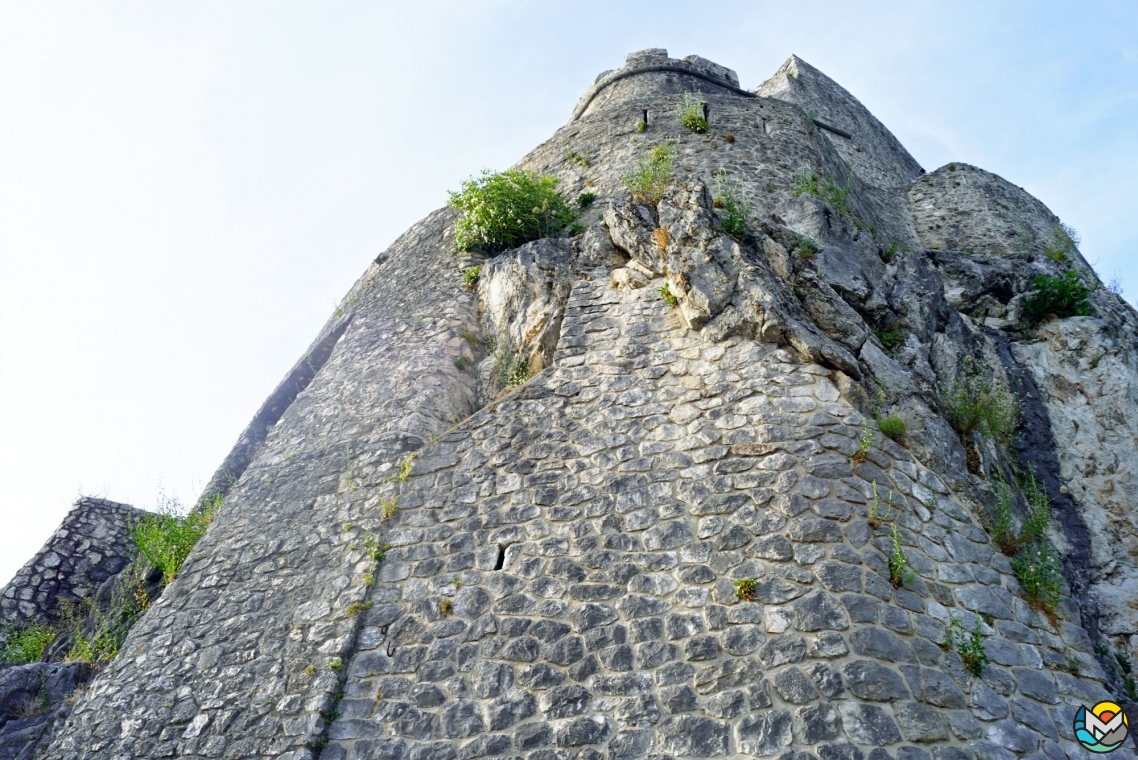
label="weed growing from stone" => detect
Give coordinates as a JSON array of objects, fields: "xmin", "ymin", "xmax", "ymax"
[
  {"xmin": 327, "ymin": 657, "xmax": 344, "ymax": 672},
  {"xmin": 873, "ymin": 323, "xmax": 908, "ymax": 351},
  {"xmin": 493, "ymin": 348, "xmax": 533, "ymax": 386},
  {"xmin": 635, "ymin": 120, "xmax": 647, "ymax": 133},
  {"xmin": 677, "ymin": 92, "xmax": 708, "ymax": 133},
  {"xmin": 876, "ymin": 414, "xmax": 906, "ymax": 441},
  {"xmin": 725, "ymin": 134, "xmax": 735, "ymax": 144},
  {"xmin": 1115, "ymin": 650, "xmax": 1138, "ymax": 701},
  {"xmin": 380, "ymin": 497, "xmax": 398, "ymax": 522},
  {"xmin": 888, "ymin": 524, "xmax": 915, "ymax": 588},
  {"xmin": 713, "ymin": 170, "xmax": 748, "ymax": 240},
  {"xmin": 1012, "ymin": 538, "xmax": 1062, "ymax": 616},
  {"xmin": 660, "ymin": 283, "xmax": 679, "ymax": 308},
  {"xmin": 61, "ymin": 561, "xmax": 150, "ymax": 666},
  {"xmin": 439, "ymin": 599, "xmax": 453, "ymax": 617},
  {"xmin": 576, "ymin": 192, "xmax": 596, "ymax": 209},
  {"xmin": 565, "ymin": 150, "xmax": 590, "ymax": 167},
  {"xmin": 793, "ymin": 164, "xmax": 852, "ymax": 216},
  {"xmin": 450, "ymin": 578, "xmax": 462, "ymax": 589},
  {"xmin": 398, "ymin": 455, "xmax": 415, "ymax": 482},
  {"xmin": 462, "ymin": 266, "xmax": 481, "ymax": 290},
  {"xmin": 850, "ymin": 421, "xmax": 875, "ymax": 464},
  {"xmin": 733, "ymin": 578, "xmax": 758, "ymax": 601},
  {"xmin": 653, "ymin": 227, "xmax": 669, "ymax": 251},
  {"xmin": 1022, "ymin": 271, "xmax": 1092, "ymax": 325},
  {"xmin": 867, "ymin": 481, "xmax": 894, "ymax": 528},
  {"xmin": 793, "ymin": 165, "xmax": 818, "ymax": 197},
  {"xmin": 940, "ymin": 358, "xmax": 1019, "ymax": 447},
  {"xmin": 880, "ymin": 239, "xmax": 900, "ymax": 263},
  {"xmin": 448, "ymin": 169, "xmax": 577, "ymax": 253},
  {"xmin": 624, "ymin": 141, "xmax": 675, "ymax": 205},
  {"xmin": 949, "ymin": 614, "xmax": 989, "ymax": 676},
  {"xmin": 0, "ymin": 621, "xmax": 56, "ymax": 664},
  {"xmin": 346, "ymin": 600, "xmax": 373, "ymax": 616},
  {"xmin": 131, "ymin": 493, "xmax": 220, "ymax": 585},
  {"xmin": 1066, "ymin": 655, "xmax": 1082, "ymax": 677},
  {"xmin": 1043, "ymin": 223, "xmax": 1079, "ymax": 265},
  {"xmin": 990, "ymin": 478, "xmax": 1018, "ymax": 554},
  {"xmin": 793, "ymin": 233, "xmax": 820, "ymax": 260},
  {"xmin": 461, "ymin": 331, "xmax": 478, "ymax": 347}
]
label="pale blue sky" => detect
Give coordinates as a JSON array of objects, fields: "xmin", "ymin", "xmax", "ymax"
[{"xmin": 1, "ymin": 1, "xmax": 1135, "ymax": 585}]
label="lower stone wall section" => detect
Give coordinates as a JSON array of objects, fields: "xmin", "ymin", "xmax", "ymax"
[
  {"xmin": 0, "ymin": 497, "xmax": 143, "ymax": 636},
  {"xmin": 325, "ymin": 274, "xmax": 1128, "ymax": 760}
]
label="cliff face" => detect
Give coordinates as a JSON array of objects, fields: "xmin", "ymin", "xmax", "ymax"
[{"xmin": 22, "ymin": 49, "xmax": 1138, "ymax": 760}]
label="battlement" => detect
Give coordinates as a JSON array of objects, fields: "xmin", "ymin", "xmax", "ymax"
[{"xmin": 571, "ymin": 48, "xmax": 751, "ymax": 122}]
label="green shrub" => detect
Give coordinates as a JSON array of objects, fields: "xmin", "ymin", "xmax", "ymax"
[
  {"xmin": 876, "ymin": 414, "xmax": 906, "ymax": 440},
  {"xmin": 493, "ymin": 348, "xmax": 533, "ymax": 386},
  {"xmin": 1043, "ymin": 223, "xmax": 1079, "ymax": 264},
  {"xmin": 565, "ymin": 150, "xmax": 590, "ymax": 167},
  {"xmin": 131, "ymin": 495, "xmax": 220, "ymax": 585},
  {"xmin": 624, "ymin": 142, "xmax": 675, "ymax": 205},
  {"xmin": 713, "ymin": 170, "xmax": 748, "ymax": 240},
  {"xmin": 447, "ymin": 169, "xmax": 577, "ymax": 254},
  {"xmin": 940, "ymin": 361, "xmax": 1019, "ymax": 446},
  {"xmin": 1021, "ymin": 271, "xmax": 1092, "ymax": 325},
  {"xmin": 0, "ymin": 621, "xmax": 56, "ymax": 664},
  {"xmin": 576, "ymin": 192, "xmax": 596, "ymax": 209},
  {"xmin": 677, "ymin": 92, "xmax": 708, "ymax": 133},
  {"xmin": 949, "ymin": 614, "xmax": 989, "ymax": 676},
  {"xmin": 990, "ymin": 478, "xmax": 1018, "ymax": 554},
  {"xmin": 660, "ymin": 282, "xmax": 679, "ymax": 308},
  {"xmin": 793, "ymin": 165, "xmax": 851, "ymax": 216}
]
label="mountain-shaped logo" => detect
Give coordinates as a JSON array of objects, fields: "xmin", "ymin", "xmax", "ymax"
[{"xmin": 1075, "ymin": 701, "xmax": 1129, "ymax": 753}]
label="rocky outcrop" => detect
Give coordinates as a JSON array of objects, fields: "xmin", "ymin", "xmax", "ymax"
[{"xmin": 0, "ymin": 662, "xmax": 90, "ymax": 760}]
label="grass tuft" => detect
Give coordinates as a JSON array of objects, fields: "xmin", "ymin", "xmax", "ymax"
[
  {"xmin": 0, "ymin": 621, "xmax": 56, "ymax": 664},
  {"xmin": 624, "ymin": 142, "xmax": 675, "ymax": 205}
]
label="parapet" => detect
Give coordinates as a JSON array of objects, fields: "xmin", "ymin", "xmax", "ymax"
[{"xmin": 571, "ymin": 49, "xmax": 751, "ymax": 122}]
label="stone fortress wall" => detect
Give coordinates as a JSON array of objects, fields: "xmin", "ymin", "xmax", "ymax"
[
  {"xmin": 14, "ymin": 47, "xmax": 1137, "ymax": 760},
  {"xmin": 0, "ymin": 498, "xmax": 143, "ymax": 637}
]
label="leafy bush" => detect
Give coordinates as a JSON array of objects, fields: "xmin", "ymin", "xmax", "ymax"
[
  {"xmin": 131, "ymin": 495, "xmax": 220, "ymax": 585},
  {"xmin": 949, "ymin": 615, "xmax": 989, "ymax": 676},
  {"xmin": 713, "ymin": 170, "xmax": 748, "ymax": 240},
  {"xmin": 876, "ymin": 414, "xmax": 906, "ymax": 440},
  {"xmin": 448, "ymin": 169, "xmax": 577, "ymax": 254},
  {"xmin": 576, "ymin": 192, "xmax": 596, "ymax": 209},
  {"xmin": 0, "ymin": 621, "xmax": 56, "ymax": 664},
  {"xmin": 624, "ymin": 142, "xmax": 675, "ymax": 205},
  {"xmin": 660, "ymin": 282, "xmax": 679, "ymax": 308},
  {"xmin": 1021, "ymin": 271, "xmax": 1092, "ymax": 325},
  {"xmin": 940, "ymin": 360, "xmax": 1019, "ymax": 446},
  {"xmin": 676, "ymin": 92, "xmax": 708, "ymax": 133}
]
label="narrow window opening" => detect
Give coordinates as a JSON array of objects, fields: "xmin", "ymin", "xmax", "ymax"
[
  {"xmin": 702, "ymin": 103, "xmax": 710, "ymax": 123},
  {"xmin": 494, "ymin": 545, "xmax": 507, "ymax": 570},
  {"xmin": 643, "ymin": 109, "xmax": 649, "ymax": 125}
]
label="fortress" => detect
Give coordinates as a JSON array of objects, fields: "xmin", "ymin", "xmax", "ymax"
[{"xmin": 3, "ymin": 49, "xmax": 1138, "ymax": 760}]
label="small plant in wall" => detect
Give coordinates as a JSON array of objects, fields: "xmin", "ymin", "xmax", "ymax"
[
  {"xmin": 439, "ymin": 599, "xmax": 453, "ymax": 617},
  {"xmin": 867, "ymin": 481, "xmax": 894, "ymax": 528},
  {"xmin": 660, "ymin": 282, "xmax": 679, "ymax": 308},
  {"xmin": 876, "ymin": 414, "xmax": 906, "ymax": 441},
  {"xmin": 624, "ymin": 141, "xmax": 675, "ymax": 205},
  {"xmin": 677, "ymin": 91, "xmax": 709, "ymax": 133},
  {"xmin": 888, "ymin": 524, "xmax": 915, "ymax": 588},
  {"xmin": 463, "ymin": 266, "xmax": 481, "ymax": 290},
  {"xmin": 850, "ymin": 421, "xmax": 875, "ymax": 464},
  {"xmin": 949, "ymin": 614, "xmax": 989, "ymax": 677},
  {"xmin": 713, "ymin": 169, "xmax": 748, "ymax": 241},
  {"xmin": 734, "ymin": 578, "xmax": 758, "ymax": 601}
]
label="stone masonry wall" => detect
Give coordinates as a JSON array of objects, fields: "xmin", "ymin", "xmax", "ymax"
[
  {"xmin": 323, "ymin": 273, "xmax": 1124, "ymax": 760},
  {"xmin": 46, "ymin": 209, "xmax": 485, "ymax": 759},
  {"xmin": 0, "ymin": 497, "xmax": 143, "ymax": 637}
]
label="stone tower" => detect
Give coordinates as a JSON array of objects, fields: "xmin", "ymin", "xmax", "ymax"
[{"xmin": 30, "ymin": 50, "xmax": 1138, "ymax": 760}]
